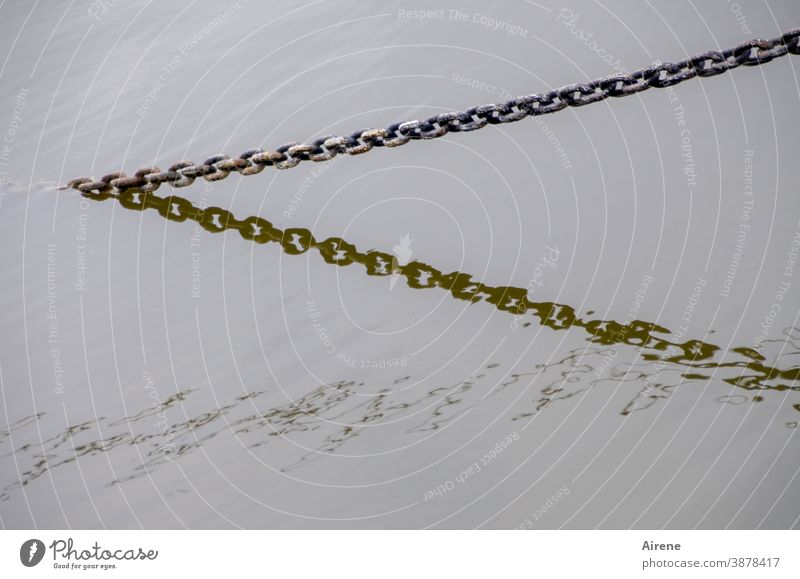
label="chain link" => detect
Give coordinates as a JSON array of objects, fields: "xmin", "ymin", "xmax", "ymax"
[{"xmin": 62, "ymin": 29, "xmax": 799, "ymax": 195}]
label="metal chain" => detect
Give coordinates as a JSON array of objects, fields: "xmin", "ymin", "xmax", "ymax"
[{"xmin": 63, "ymin": 29, "xmax": 800, "ymax": 195}]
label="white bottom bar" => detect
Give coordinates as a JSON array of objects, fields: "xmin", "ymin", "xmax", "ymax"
[{"xmin": 2, "ymin": 530, "xmax": 798, "ymax": 577}]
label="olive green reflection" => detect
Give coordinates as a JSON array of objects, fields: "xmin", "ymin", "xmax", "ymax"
[{"xmin": 80, "ymin": 188, "xmax": 800, "ymax": 397}]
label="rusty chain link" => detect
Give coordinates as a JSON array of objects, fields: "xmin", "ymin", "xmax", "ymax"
[{"xmin": 63, "ymin": 29, "xmax": 799, "ymax": 195}]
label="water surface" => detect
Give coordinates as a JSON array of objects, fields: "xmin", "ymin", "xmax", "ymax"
[{"xmin": 0, "ymin": 0, "xmax": 799, "ymax": 529}]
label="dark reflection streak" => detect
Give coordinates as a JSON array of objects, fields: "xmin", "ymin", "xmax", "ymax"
[
  {"xmin": 2, "ymin": 342, "xmax": 798, "ymax": 495},
  {"xmin": 280, "ymin": 375, "xmax": 484, "ymax": 472},
  {"xmin": 0, "ymin": 413, "xmax": 44, "ymax": 445},
  {"xmin": 0, "ymin": 373, "xmax": 486, "ymax": 493},
  {"xmin": 106, "ymin": 390, "xmax": 196, "ymax": 428},
  {"xmin": 82, "ymin": 188, "xmax": 800, "ymax": 392}
]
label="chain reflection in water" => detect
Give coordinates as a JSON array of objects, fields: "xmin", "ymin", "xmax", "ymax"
[
  {"xmin": 82, "ymin": 188, "xmax": 800, "ymax": 395},
  {"xmin": 4, "ymin": 189, "xmax": 796, "ymax": 498},
  {"xmin": 3, "ymin": 324, "xmax": 798, "ymax": 497}
]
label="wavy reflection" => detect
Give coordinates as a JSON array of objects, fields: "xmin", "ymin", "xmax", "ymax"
[
  {"xmin": 4, "ymin": 188, "xmax": 796, "ymax": 501},
  {"xmin": 3, "ymin": 325, "xmax": 799, "ymax": 498},
  {"xmin": 0, "ymin": 369, "xmax": 508, "ymax": 494},
  {"xmin": 81, "ymin": 188, "xmax": 800, "ymax": 394}
]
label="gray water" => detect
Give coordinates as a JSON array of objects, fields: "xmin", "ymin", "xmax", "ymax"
[{"xmin": 0, "ymin": 0, "xmax": 798, "ymax": 529}]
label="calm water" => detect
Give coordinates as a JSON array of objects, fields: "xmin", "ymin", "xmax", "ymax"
[{"xmin": 1, "ymin": 0, "xmax": 799, "ymax": 529}]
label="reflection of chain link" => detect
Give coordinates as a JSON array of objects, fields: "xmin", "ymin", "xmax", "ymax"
[
  {"xmin": 82, "ymin": 188, "xmax": 800, "ymax": 393},
  {"xmin": 63, "ymin": 30, "xmax": 800, "ymax": 195}
]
